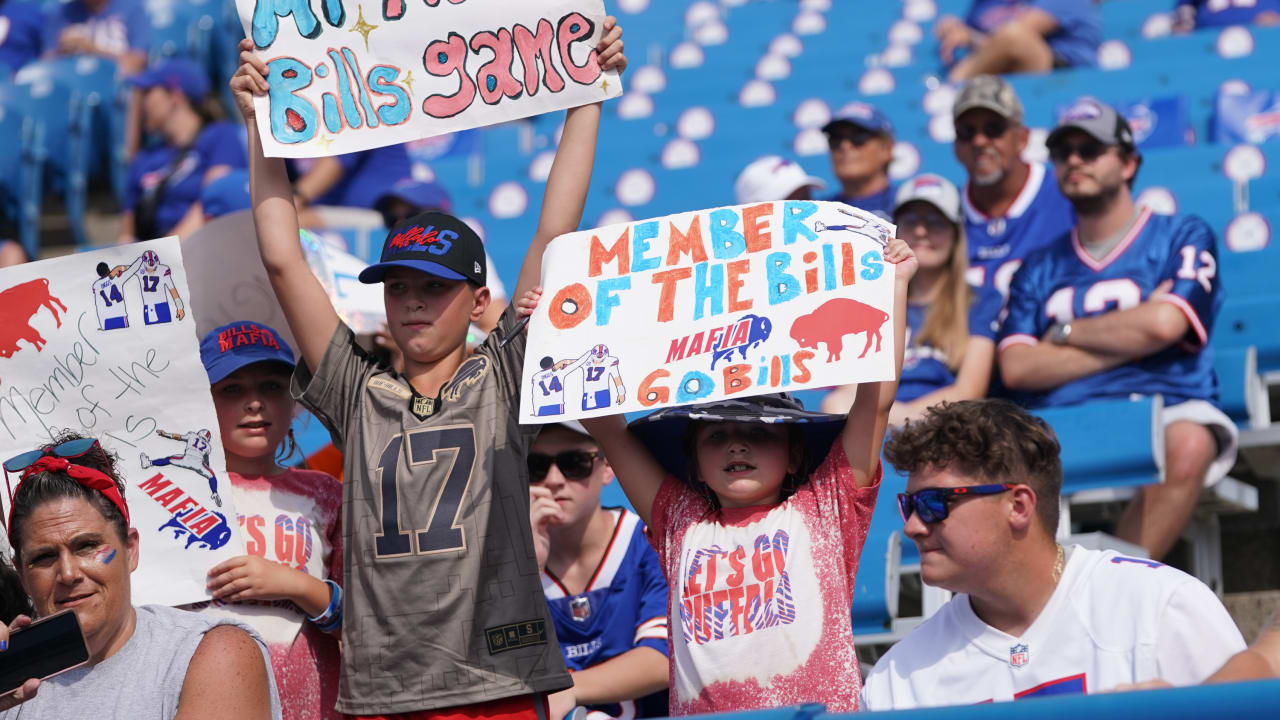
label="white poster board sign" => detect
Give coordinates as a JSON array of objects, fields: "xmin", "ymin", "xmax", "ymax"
[
  {"xmin": 0, "ymin": 237, "xmax": 242, "ymax": 607},
  {"xmin": 520, "ymin": 201, "xmax": 898, "ymax": 421},
  {"xmin": 237, "ymin": 0, "xmax": 623, "ymax": 158}
]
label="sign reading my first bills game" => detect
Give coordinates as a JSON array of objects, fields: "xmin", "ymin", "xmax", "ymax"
[
  {"xmin": 0, "ymin": 237, "xmax": 243, "ymax": 607},
  {"xmin": 520, "ymin": 201, "xmax": 899, "ymax": 421}
]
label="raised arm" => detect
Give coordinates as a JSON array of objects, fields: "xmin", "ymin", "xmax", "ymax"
[
  {"xmin": 841, "ymin": 238, "xmax": 916, "ymax": 487},
  {"xmin": 581, "ymin": 414, "xmax": 666, "ymax": 527},
  {"xmin": 511, "ymin": 17, "xmax": 626, "ymax": 303},
  {"xmin": 230, "ymin": 38, "xmax": 339, "ymax": 371}
]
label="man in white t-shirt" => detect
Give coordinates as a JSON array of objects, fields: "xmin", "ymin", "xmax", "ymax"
[{"xmin": 862, "ymin": 399, "xmax": 1246, "ymax": 710}]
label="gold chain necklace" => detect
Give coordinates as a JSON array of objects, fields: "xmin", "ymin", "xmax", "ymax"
[{"xmin": 1051, "ymin": 544, "xmax": 1065, "ymax": 585}]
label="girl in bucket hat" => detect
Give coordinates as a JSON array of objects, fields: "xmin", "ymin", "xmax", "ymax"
[{"xmin": 526, "ymin": 237, "xmax": 916, "ymax": 714}]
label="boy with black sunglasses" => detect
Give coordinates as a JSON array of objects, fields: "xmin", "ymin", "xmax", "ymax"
[
  {"xmin": 527, "ymin": 422, "xmax": 670, "ymax": 720},
  {"xmin": 861, "ymin": 399, "xmax": 1243, "ymax": 709}
]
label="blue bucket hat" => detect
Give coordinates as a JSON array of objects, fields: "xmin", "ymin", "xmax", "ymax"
[
  {"xmin": 627, "ymin": 393, "xmax": 846, "ymax": 482},
  {"xmin": 201, "ymin": 321, "xmax": 296, "ymax": 384}
]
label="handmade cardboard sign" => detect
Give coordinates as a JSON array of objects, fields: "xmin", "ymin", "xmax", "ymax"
[
  {"xmin": 520, "ymin": 202, "xmax": 898, "ymax": 421},
  {"xmin": 0, "ymin": 237, "xmax": 243, "ymax": 607},
  {"xmin": 236, "ymin": 0, "xmax": 623, "ymax": 157}
]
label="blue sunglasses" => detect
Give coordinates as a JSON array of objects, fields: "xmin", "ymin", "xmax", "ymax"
[
  {"xmin": 897, "ymin": 483, "xmax": 1016, "ymax": 524},
  {"xmin": 4, "ymin": 438, "xmax": 101, "ymax": 474}
]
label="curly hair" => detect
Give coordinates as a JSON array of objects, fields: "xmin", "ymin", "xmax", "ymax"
[
  {"xmin": 884, "ymin": 399, "xmax": 1063, "ymax": 535},
  {"xmin": 8, "ymin": 430, "xmax": 128, "ymax": 559}
]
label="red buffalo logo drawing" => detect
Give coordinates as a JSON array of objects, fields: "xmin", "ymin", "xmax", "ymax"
[
  {"xmin": 0, "ymin": 278, "xmax": 68, "ymax": 359},
  {"xmin": 789, "ymin": 298, "xmax": 889, "ymax": 361}
]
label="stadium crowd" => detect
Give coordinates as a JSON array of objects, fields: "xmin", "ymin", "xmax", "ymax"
[{"xmin": 1, "ymin": 0, "xmax": 1280, "ymax": 719}]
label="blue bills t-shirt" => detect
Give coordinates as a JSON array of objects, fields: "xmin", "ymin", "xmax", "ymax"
[
  {"xmin": 966, "ymin": 0, "xmax": 1100, "ymax": 67},
  {"xmin": 0, "ymin": 0, "xmax": 43, "ymax": 75},
  {"xmin": 125, "ymin": 122, "xmax": 248, "ymax": 236},
  {"xmin": 43, "ymin": 0, "xmax": 150, "ymax": 57},
  {"xmin": 899, "ymin": 287, "xmax": 1002, "ymax": 403}
]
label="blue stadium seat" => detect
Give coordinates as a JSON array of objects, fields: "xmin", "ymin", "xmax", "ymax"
[
  {"xmin": 1033, "ymin": 396, "xmax": 1164, "ymax": 495},
  {"xmin": 1212, "ymin": 345, "xmax": 1269, "ymax": 429}
]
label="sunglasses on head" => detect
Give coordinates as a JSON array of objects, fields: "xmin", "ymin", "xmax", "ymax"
[
  {"xmin": 4, "ymin": 437, "xmax": 103, "ymax": 511},
  {"xmin": 1048, "ymin": 140, "xmax": 1108, "ymax": 163},
  {"xmin": 827, "ymin": 128, "xmax": 877, "ymax": 150},
  {"xmin": 897, "ymin": 483, "xmax": 1015, "ymax": 524},
  {"xmin": 954, "ymin": 119, "xmax": 1009, "ymax": 143},
  {"xmin": 528, "ymin": 449, "xmax": 600, "ymax": 482}
]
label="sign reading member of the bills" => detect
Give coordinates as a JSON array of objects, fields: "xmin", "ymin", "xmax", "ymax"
[
  {"xmin": 0, "ymin": 236, "xmax": 243, "ymax": 607},
  {"xmin": 520, "ymin": 201, "xmax": 899, "ymax": 421}
]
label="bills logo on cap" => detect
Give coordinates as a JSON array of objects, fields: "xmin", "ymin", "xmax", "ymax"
[
  {"xmin": 388, "ymin": 225, "xmax": 457, "ymax": 254},
  {"xmin": 570, "ymin": 595, "xmax": 591, "ymax": 621},
  {"xmin": 1010, "ymin": 643, "xmax": 1029, "ymax": 668},
  {"xmin": 1126, "ymin": 102, "xmax": 1156, "ymax": 144},
  {"xmin": 1062, "ymin": 99, "xmax": 1103, "ymax": 122},
  {"xmin": 839, "ymin": 102, "xmax": 874, "ymax": 120}
]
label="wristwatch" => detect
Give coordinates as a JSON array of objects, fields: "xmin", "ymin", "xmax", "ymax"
[{"xmin": 1049, "ymin": 321, "xmax": 1073, "ymax": 346}]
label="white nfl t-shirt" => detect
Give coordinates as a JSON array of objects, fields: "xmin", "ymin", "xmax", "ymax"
[{"xmin": 861, "ymin": 546, "xmax": 1246, "ymax": 710}]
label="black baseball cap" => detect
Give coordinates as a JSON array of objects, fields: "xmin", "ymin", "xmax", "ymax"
[{"xmin": 358, "ymin": 211, "xmax": 487, "ymax": 286}]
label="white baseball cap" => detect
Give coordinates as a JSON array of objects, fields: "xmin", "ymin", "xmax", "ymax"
[
  {"xmin": 892, "ymin": 173, "xmax": 962, "ymax": 224},
  {"xmin": 734, "ymin": 155, "xmax": 826, "ymax": 204}
]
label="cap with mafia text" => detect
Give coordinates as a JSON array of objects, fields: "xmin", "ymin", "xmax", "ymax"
[
  {"xmin": 952, "ymin": 74, "xmax": 1024, "ymax": 123},
  {"xmin": 200, "ymin": 321, "xmax": 296, "ymax": 384},
  {"xmin": 1046, "ymin": 96, "xmax": 1136, "ymax": 151},
  {"xmin": 358, "ymin": 211, "xmax": 487, "ymax": 286}
]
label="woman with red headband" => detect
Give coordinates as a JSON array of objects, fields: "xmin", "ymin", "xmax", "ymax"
[{"xmin": 0, "ymin": 432, "xmax": 282, "ymax": 718}]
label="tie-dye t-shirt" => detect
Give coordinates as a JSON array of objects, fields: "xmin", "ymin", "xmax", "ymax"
[
  {"xmin": 188, "ymin": 468, "xmax": 343, "ymax": 720},
  {"xmin": 646, "ymin": 441, "xmax": 880, "ymax": 715}
]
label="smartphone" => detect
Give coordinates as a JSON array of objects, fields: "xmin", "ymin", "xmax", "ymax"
[{"xmin": 0, "ymin": 610, "xmax": 90, "ymax": 696}]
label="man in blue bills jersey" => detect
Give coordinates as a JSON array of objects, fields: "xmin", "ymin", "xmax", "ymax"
[
  {"xmin": 529, "ymin": 421, "xmax": 670, "ymax": 720},
  {"xmin": 998, "ymin": 97, "xmax": 1238, "ymax": 561},
  {"xmin": 953, "ymin": 75, "xmax": 1075, "ymax": 299}
]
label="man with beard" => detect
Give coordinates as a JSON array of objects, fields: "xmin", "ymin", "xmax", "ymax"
[
  {"xmin": 998, "ymin": 98, "xmax": 1237, "ymax": 562},
  {"xmin": 952, "ymin": 75, "xmax": 1073, "ymax": 299}
]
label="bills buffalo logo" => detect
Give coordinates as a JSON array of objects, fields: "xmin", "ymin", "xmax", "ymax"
[
  {"xmin": 570, "ymin": 595, "xmax": 591, "ymax": 622},
  {"xmin": 790, "ymin": 298, "xmax": 888, "ymax": 361},
  {"xmin": 0, "ymin": 278, "xmax": 67, "ymax": 359},
  {"xmin": 1061, "ymin": 99, "xmax": 1104, "ymax": 122},
  {"xmin": 442, "ymin": 355, "xmax": 490, "ymax": 402},
  {"xmin": 138, "ymin": 473, "xmax": 232, "ymax": 550}
]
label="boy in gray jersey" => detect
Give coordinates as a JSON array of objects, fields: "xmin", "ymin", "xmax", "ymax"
[{"xmin": 229, "ymin": 19, "xmax": 628, "ymax": 720}]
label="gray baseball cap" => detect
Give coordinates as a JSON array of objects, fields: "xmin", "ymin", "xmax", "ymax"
[
  {"xmin": 1046, "ymin": 96, "xmax": 1136, "ymax": 151},
  {"xmin": 952, "ymin": 74, "xmax": 1024, "ymax": 124}
]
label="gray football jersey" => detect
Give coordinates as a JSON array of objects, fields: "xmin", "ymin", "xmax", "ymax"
[{"xmin": 294, "ymin": 306, "xmax": 570, "ymax": 715}]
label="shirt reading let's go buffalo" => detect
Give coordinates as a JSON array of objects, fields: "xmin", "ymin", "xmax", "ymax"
[{"xmin": 647, "ymin": 442, "xmax": 879, "ymax": 715}]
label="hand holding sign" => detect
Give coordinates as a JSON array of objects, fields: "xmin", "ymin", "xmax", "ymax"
[
  {"xmin": 520, "ymin": 202, "xmax": 903, "ymax": 421},
  {"xmin": 233, "ymin": 0, "xmax": 625, "ymax": 157}
]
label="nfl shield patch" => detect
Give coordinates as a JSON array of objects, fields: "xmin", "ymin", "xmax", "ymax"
[
  {"xmin": 1010, "ymin": 643, "xmax": 1029, "ymax": 668},
  {"xmin": 570, "ymin": 595, "xmax": 591, "ymax": 622}
]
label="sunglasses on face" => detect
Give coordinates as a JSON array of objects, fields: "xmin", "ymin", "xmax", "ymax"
[
  {"xmin": 1048, "ymin": 140, "xmax": 1108, "ymax": 164},
  {"xmin": 954, "ymin": 119, "xmax": 1009, "ymax": 143},
  {"xmin": 528, "ymin": 450, "xmax": 601, "ymax": 482},
  {"xmin": 827, "ymin": 129, "xmax": 877, "ymax": 150},
  {"xmin": 897, "ymin": 483, "xmax": 1016, "ymax": 524},
  {"xmin": 896, "ymin": 211, "xmax": 953, "ymax": 234}
]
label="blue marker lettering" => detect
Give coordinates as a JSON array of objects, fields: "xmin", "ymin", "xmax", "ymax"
[
  {"xmin": 766, "ymin": 252, "xmax": 800, "ymax": 305},
  {"xmin": 595, "ymin": 277, "xmax": 631, "ymax": 326},
  {"xmin": 782, "ymin": 201, "xmax": 818, "ymax": 245},
  {"xmin": 266, "ymin": 57, "xmax": 317, "ymax": 144},
  {"xmin": 676, "ymin": 371, "xmax": 714, "ymax": 403},
  {"xmin": 709, "ymin": 209, "xmax": 746, "ymax": 260},
  {"xmin": 368, "ymin": 66, "xmax": 411, "ymax": 125},
  {"xmin": 692, "ymin": 262, "xmax": 725, "ymax": 320},
  {"xmin": 860, "ymin": 250, "xmax": 883, "ymax": 281},
  {"xmin": 630, "ymin": 221, "xmax": 661, "ymax": 272}
]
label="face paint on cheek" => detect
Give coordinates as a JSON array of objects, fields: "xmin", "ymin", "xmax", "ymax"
[{"xmin": 94, "ymin": 547, "xmax": 117, "ymax": 565}]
